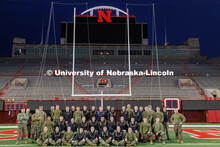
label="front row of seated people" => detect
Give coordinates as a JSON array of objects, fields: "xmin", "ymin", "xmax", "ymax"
[{"xmin": 36, "ymin": 117, "xmax": 165, "ymax": 146}]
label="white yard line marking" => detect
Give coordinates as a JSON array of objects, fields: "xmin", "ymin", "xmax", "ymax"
[{"xmin": 169, "ymin": 125, "xmax": 220, "ymax": 128}]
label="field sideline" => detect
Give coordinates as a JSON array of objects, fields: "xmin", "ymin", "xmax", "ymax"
[{"xmin": 0, "ymin": 124, "xmax": 219, "ymax": 147}]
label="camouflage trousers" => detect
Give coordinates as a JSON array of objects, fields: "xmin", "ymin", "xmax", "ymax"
[
  {"xmin": 99, "ymin": 138, "xmax": 111, "ymax": 146},
  {"xmin": 49, "ymin": 138, "xmax": 62, "ymax": 145},
  {"xmin": 86, "ymin": 138, "xmax": 98, "ymax": 145},
  {"xmin": 62, "ymin": 139, "xmax": 72, "ymax": 145},
  {"xmin": 174, "ymin": 124, "xmax": 183, "ymax": 140},
  {"xmin": 17, "ymin": 124, "xmax": 27, "ymax": 141},
  {"xmin": 112, "ymin": 140, "xmax": 125, "ymax": 146},
  {"xmin": 126, "ymin": 140, "xmax": 138, "ymax": 146},
  {"xmin": 31, "ymin": 124, "xmax": 41, "ymax": 140},
  {"xmin": 36, "ymin": 139, "xmax": 49, "ymax": 146},
  {"xmin": 72, "ymin": 139, "xmax": 86, "ymax": 146},
  {"xmin": 154, "ymin": 132, "xmax": 165, "ymax": 141},
  {"xmin": 134, "ymin": 131, "xmax": 139, "ymax": 139},
  {"xmin": 163, "ymin": 121, "xmax": 170, "ymax": 139},
  {"xmin": 142, "ymin": 132, "xmax": 153, "ymax": 142}
]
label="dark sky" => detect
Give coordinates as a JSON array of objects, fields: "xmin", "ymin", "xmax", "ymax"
[{"xmin": 0, "ymin": 0, "xmax": 220, "ymax": 58}]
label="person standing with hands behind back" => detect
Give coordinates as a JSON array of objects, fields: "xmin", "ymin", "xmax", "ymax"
[{"xmin": 171, "ymin": 109, "xmax": 186, "ymax": 144}]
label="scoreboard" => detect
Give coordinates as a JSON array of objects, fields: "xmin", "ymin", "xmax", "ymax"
[{"xmin": 60, "ymin": 16, "xmax": 148, "ymax": 44}]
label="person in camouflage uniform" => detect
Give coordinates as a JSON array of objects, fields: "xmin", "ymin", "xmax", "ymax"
[
  {"xmin": 152, "ymin": 118, "xmax": 165, "ymax": 145},
  {"xmin": 139, "ymin": 117, "xmax": 153, "ymax": 144},
  {"xmin": 39, "ymin": 106, "xmax": 47, "ymax": 131},
  {"xmin": 16, "ymin": 108, "xmax": 28, "ymax": 145},
  {"xmin": 99, "ymin": 126, "xmax": 112, "ymax": 146},
  {"xmin": 73, "ymin": 106, "xmax": 84, "ymax": 126},
  {"xmin": 171, "ymin": 109, "xmax": 186, "ymax": 144},
  {"xmin": 72, "ymin": 127, "xmax": 86, "ymax": 146},
  {"xmin": 86, "ymin": 126, "xmax": 98, "ymax": 146},
  {"xmin": 148, "ymin": 105, "xmax": 155, "ymax": 124},
  {"xmin": 126, "ymin": 104, "xmax": 133, "ymax": 121},
  {"xmin": 153, "ymin": 107, "xmax": 164, "ymax": 123},
  {"xmin": 36, "ymin": 127, "xmax": 51, "ymax": 146},
  {"xmin": 43, "ymin": 116, "xmax": 55, "ymax": 133},
  {"xmin": 31, "ymin": 109, "xmax": 41, "ymax": 143},
  {"xmin": 52, "ymin": 105, "xmax": 62, "ymax": 123},
  {"xmin": 62, "ymin": 126, "xmax": 75, "ymax": 146},
  {"xmin": 125, "ymin": 127, "xmax": 138, "ymax": 146},
  {"xmin": 26, "ymin": 108, "xmax": 32, "ymax": 139},
  {"xmin": 112, "ymin": 126, "xmax": 125, "ymax": 146},
  {"xmin": 49, "ymin": 126, "xmax": 62, "ymax": 146}
]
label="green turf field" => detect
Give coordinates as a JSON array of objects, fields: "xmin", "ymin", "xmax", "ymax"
[{"xmin": 0, "ymin": 124, "xmax": 219, "ymax": 147}]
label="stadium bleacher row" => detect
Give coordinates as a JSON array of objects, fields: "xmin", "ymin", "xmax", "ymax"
[{"xmin": 0, "ymin": 58, "xmax": 220, "ymax": 100}]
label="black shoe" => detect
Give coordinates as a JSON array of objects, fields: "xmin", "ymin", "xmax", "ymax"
[{"xmin": 167, "ymin": 138, "xmax": 171, "ymax": 140}]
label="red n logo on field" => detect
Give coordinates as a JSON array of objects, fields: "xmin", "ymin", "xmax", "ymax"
[
  {"xmin": 183, "ymin": 129, "xmax": 220, "ymax": 139},
  {"xmin": 98, "ymin": 10, "xmax": 112, "ymax": 22}
]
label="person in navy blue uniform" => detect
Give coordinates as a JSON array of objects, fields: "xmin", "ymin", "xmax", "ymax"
[
  {"xmin": 132, "ymin": 106, "xmax": 141, "ymax": 123},
  {"xmin": 108, "ymin": 116, "xmax": 116, "ymax": 134},
  {"xmin": 139, "ymin": 106, "xmax": 144, "ymax": 122},
  {"xmin": 109, "ymin": 107, "xmax": 117, "ymax": 122},
  {"xmin": 68, "ymin": 118, "xmax": 77, "ymax": 135},
  {"xmin": 128, "ymin": 117, "xmax": 139, "ymax": 138},
  {"xmin": 117, "ymin": 116, "xmax": 128, "ymax": 134},
  {"xmin": 99, "ymin": 126, "xmax": 112, "ymax": 146},
  {"xmin": 86, "ymin": 126, "xmax": 98, "ymax": 146},
  {"xmin": 120, "ymin": 106, "xmax": 128, "ymax": 121},
  {"xmin": 112, "ymin": 126, "xmax": 125, "ymax": 146},
  {"xmin": 105, "ymin": 105, "xmax": 111, "ymax": 121},
  {"xmin": 89, "ymin": 116, "xmax": 98, "ymax": 132},
  {"xmin": 90, "ymin": 106, "xmax": 97, "ymax": 120},
  {"xmin": 78, "ymin": 116, "xmax": 89, "ymax": 134},
  {"xmin": 83, "ymin": 106, "xmax": 90, "ymax": 121},
  {"xmin": 63, "ymin": 106, "xmax": 72, "ymax": 125},
  {"xmin": 49, "ymin": 126, "xmax": 63, "ymax": 145},
  {"xmin": 57, "ymin": 116, "xmax": 66, "ymax": 133},
  {"xmin": 98, "ymin": 116, "xmax": 107, "ymax": 133},
  {"xmin": 97, "ymin": 106, "xmax": 106, "ymax": 122},
  {"xmin": 72, "ymin": 128, "xmax": 86, "ymax": 146}
]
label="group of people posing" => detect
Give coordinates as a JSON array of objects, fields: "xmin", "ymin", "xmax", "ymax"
[{"xmin": 16, "ymin": 104, "xmax": 186, "ymax": 146}]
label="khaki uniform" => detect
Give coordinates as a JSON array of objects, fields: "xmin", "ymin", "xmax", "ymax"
[
  {"xmin": 154, "ymin": 112, "xmax": 164, "ymax": 123},
  {"xmin": 62, "ymin": 131, "xmax": 75, "ymax": 145},
  {"xmin": 43, "ymin": 120, "xmax": 55, "ymax": 133},
  {"xmin": 39, "ymin": 110, "xmax": 47, "ymax": 131},
  {"xmin": 139, "ymin": 122, "xmax": 153, "ymax": 142},
  {"xmin": 142, "ymin": 111, "xmax": 152, "ymax": 124},
  {"xmin": 73, "ymin": 111, "xmax": 84, "ymax": 126},
  {"xmin": 171, "ymin": 113, "xmax": 186, "ymax": 141},
  {"xmin": 17, "ymin": 113, "xmax": 29, "ymax": 141},
  {"xmin": 52, "ymin": 109, "xmax": 62, "ymax": 123},
  {"xmin": 37, "ymin": 131, "xmax": 51, "ymax": 145},
  {"xmin": 152, "ymin": 122, "xmax": 165, "ymax": 141},
  {"xmin": 126, "ymin": 108, "xmax": 133, "ymax": 121},
  {"xmin": 31, "ymin": 113, "xmax": 42, "ymax": 140},
  {"xmin": 125, "ymin": 132, "xmax": 138, "ymax": 146}
]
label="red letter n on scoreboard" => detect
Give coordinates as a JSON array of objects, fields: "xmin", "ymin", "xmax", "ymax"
[{"xmin": 98, "ymin": 10, "xmax": 112, "ymax": 22}]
